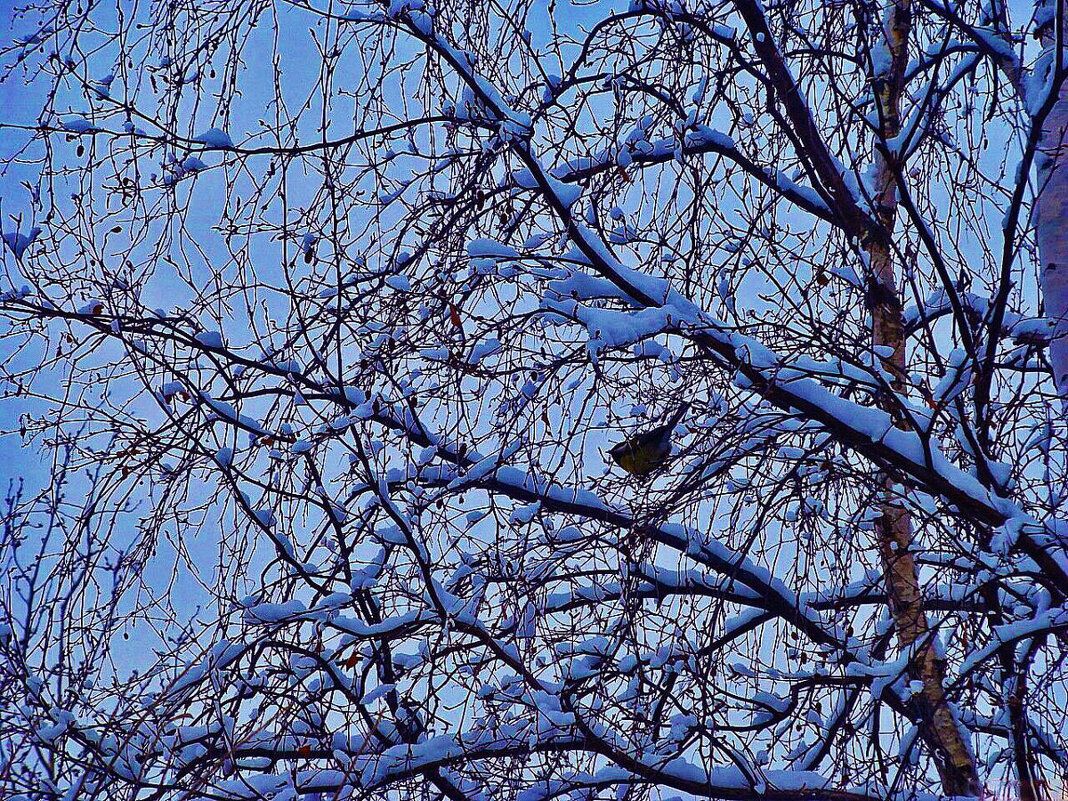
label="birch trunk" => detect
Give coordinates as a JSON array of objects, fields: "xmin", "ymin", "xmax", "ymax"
[
  {"xmin": 1037, "ymin": 5, "xmax": 1068, "ymax": 404},
  {"xmin": 866, "ymin": 2, "xmax": 980, "ymax": 793}
]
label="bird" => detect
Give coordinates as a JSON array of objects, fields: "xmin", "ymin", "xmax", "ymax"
[{"xmin": 608, "ymin": 403, "xmax": 690, "ymax": 477}]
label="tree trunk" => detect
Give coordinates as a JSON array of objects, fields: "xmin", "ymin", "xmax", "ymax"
[
  {"xmin": 865, "ymin": 2, "xmax": 981, "ymax": 794},
  {"xmin": 1037, "ymin": 4, "xmax": 1068, "ymax": 404}
]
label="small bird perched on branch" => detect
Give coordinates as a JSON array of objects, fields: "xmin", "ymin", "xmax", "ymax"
[{"xmin": 608, "ymin": 403, "xmax": 690, "ymax": 477}]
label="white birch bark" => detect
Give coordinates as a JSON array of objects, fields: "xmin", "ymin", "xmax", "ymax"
[{"xmin": 1036, "ymin": 2, "xmax": 1068, "ymax": 402}]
